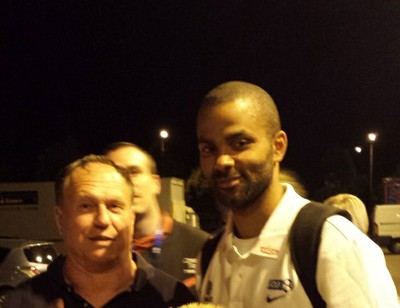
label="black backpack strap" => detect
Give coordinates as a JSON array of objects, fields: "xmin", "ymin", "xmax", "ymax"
[
  {"xmin": 200, "ymin": 229, "xmax": 224, "ymax": 278},
  {"xmin": 289, "ymin": 202, "xmax": 352, "ymax": 308}
]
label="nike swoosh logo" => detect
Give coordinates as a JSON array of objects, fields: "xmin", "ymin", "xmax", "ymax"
[{"xmin": 266, "ymin": 294, "xmax": 286, "ymax": 303}]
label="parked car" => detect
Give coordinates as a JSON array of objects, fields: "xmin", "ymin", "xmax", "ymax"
[
  {"xmin": 372, "ymin": 204, "xmax": 400, "ymax": 253},
  {"xmin": 0, "ymin": 237, "xmax": 58, "ymax": 299}
]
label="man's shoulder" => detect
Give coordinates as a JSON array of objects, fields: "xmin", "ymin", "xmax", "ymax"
[
  {"xmin": 172, "ymin": 220, "xmax": 210, "ymax": 241},
  {"xmin": 135, "ymin": 252, "xmax": 183, "ymax": 283},
  {"xmin": 134, "ymin": 253, "xmax": 195, "ymax": 305},
  {"xmin": 21, "ymin": 255, "xmax": 64, "ymax": 288},
  {"xmin": 323, "ymin": 214, "xmax": 371, "ymax": 243},
  {"xmin": 161, "ymin": 221, "xmax": 210, "ymax": 264}
]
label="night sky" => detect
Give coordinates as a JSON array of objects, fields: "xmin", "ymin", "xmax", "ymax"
[{"xmin": 1, "ymin": 1, "xmax": 400, "ymax": 195}]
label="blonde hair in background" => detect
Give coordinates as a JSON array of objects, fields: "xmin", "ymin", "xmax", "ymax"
[
  {"xmin": 324, "ymin": 193, "xmax": 369, "ymax": 234},
  {"xmin": 279, "ymin": 168, "xmax": 308, "ymax": 198},
  {"xmin": 179, "ymin": 303, "xmax": 224, "ymax": 308}
]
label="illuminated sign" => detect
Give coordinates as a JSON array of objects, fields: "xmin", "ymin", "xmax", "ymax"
[{"xmin": 0, "ymin": 191, "xmax": 38, "ymax": 206}]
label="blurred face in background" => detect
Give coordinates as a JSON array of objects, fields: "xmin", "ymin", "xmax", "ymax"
[{"xmin": 106, "ymin": 146, "xmax": 161, "ymax": 214}]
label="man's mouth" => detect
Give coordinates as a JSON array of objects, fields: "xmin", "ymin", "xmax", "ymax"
[
  {"xmin": 89, "ymin": 236, "xmax": 113, "ymax": 243},
  {"xmin": 215, "ymin": 176, "xmax": 241, "ymax": 189}
]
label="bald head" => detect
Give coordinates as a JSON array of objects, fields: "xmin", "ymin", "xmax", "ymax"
[{"xmin": 199, "ymin": 81, "xmax": 281, "ymax": 138}]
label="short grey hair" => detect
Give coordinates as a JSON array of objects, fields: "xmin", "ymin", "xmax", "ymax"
[{"xmin": 54, "ymin": 154, "xmax": 133, "ymax": 206}]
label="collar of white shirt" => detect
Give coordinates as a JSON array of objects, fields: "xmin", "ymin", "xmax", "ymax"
[{"xmin": 221, "ymin": 184, "xmax": 310, "ymax": 259}]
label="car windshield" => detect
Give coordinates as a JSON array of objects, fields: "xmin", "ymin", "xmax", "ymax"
[{"xmin": 23, "ymin": 244, "xmax": 57, "ymax": 264}]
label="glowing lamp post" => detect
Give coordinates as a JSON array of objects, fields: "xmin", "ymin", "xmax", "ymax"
[
  {"xmin": 367, "ymin": 132, "xmax": 377, "ymax": 201},
  {"xmin": 160, "ymin": 129, "xmax": 169, "ymax": 153}
]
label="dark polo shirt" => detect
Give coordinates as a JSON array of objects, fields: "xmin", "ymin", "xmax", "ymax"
[{"xmin": 2, "ymin": 253, "xmax": 195, "ymax": 308}]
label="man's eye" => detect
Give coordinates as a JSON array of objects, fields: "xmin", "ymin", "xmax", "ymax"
[
  {"xmin": 109, "ymin": 203, "xmax": 123, "ymax": 211},
  {"xmin": 79, "ymin": 203, "xmax": 91, "ymax": 210},
  {"xmin": 198, "ymin": 144, "xmax": 215, "ymax": 155},
  {"xmin": 234, "ymin": 139, "xmax": 250, "ymax": 149}
]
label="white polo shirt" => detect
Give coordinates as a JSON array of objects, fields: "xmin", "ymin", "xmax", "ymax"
[{"xmin": 198, "ymin": 184, "xmax": 399, "ymax": 308}]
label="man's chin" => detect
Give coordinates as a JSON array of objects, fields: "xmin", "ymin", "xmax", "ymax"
[
  {"xmin": 133, "ymin": 205, "xmax": 148, "ymax": 214},
  {"xmin": 87, "ymin": 250, "xmax": 113, "ymax": 264},
  {"xmin": 216, "ymin": 193, "xmax": 241, "ymax": 210}
]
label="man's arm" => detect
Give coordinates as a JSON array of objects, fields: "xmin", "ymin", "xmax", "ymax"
[{"xmin": 317, "ymin": 215, "xmax": 399, "ymax": 307}]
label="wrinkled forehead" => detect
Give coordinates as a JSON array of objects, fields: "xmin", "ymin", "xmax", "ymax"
[{"xmin": 64, "ymin": 163, "xmax": 133, "ymax": 197}]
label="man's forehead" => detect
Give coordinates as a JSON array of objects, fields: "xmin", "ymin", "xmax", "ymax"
[
  {"xmin": 198, "ymin": 100, "xmax": 261, "ymax": 137},
  {"xmin": 66, "ymin": 163, "xmax": 126, "ymax": 187}
]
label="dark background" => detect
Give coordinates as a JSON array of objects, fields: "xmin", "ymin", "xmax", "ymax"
[{"xmin": 1, "ymin": 1, "xmax": 399, "ymax": 201}]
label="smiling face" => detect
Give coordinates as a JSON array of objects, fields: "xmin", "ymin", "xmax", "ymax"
[
  {"xmin": 197, "ymin": 98, "xmax": 287, "ymax": 211},
  {"xmin": 55, "ymin": 162, "xmax": 134, "ymax": 270}
]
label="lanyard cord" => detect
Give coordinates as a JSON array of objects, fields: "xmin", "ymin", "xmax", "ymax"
[{"xmin": 151, "ymin": 229, "xmax": 164, "ymax": 258}]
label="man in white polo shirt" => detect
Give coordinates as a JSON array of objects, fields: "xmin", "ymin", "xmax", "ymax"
[{"xmin": 196, "ymin": 81, "xmax": 399, "ymax": 307}]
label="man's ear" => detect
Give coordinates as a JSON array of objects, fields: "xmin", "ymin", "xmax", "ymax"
[
  {"xmin": 54, "ymin": 206, "xmax": 63, "ymax": 236},
  {"xmin": 273, "ymin": 130, "xmax": 288, "ymax": 163}
]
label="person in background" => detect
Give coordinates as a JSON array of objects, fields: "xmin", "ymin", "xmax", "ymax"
[
  {"xmin": 2, "ymin": 155, "xmax": 194, "ymax": 307},
  {"xmin": 279, "ymin": 168, "xmax": 308, "ymax": 198},
  {"xmin": 195, "ymin": 80, "xmax": 399, "ymax": 307},
  {"xmin": 179, "ymin": 303, "xmax": 224, "ymax": 308},
  {"xmin": 185, "ymin": 167, "xmax": 227, "ymax": 234},
  {"xmin": 324, "ymin": 193, "xmax": 369, "ymax": 234},
  {"xmin": 104, "ymin": 142, "xmax": 209, "ymax": 290}
]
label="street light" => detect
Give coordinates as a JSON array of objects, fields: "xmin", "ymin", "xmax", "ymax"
[
  {"xmin": 367, "ymin": 132, "xmax": 377, "ymax": 202},
  {"xmin": 160, "ymin": 129, "xmax": 169, "ymax": 153},
  {"xmin": 354, "ymin": 146, "xmax": 362, "ymax": 154}
]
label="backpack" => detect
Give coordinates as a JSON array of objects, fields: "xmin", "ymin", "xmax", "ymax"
[{"xmin": 200, "ymin": 202, "xmax": 352, "ymax": 308}]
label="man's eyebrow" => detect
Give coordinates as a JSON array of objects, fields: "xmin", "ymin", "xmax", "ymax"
[
  {"xmin": 223, "ymin": 130, "xmax": 254, "ymax": 144},
  {"xmin": 226, "ymin": 131, "xmax": 248, "ymax": 141},
  {"xmin": 197, "ymin": 137, "xmax": 212, "ymax": 144},
  {"xmin": 125, "ymin": 165, "xmax": 141, "ymax": 171},
  {"xmin": 198, "ymin": 131, "xmax": 250, "ymax": 144},
  {"xmin": 126, "ymin": 165, "xmax": 139, "ymax": 169},
  {"xmin": 75, "ymin": 193, "xmax": 95, "ymax": 202}
]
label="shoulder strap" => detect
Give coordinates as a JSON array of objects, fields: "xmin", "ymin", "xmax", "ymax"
[
  {"xmin": 200, "ymin": 229, "xmax": 224, "ymax": 278},
  {"xmin": 289, "ymin": 201, "xmax": 352, "ymax": 308}
]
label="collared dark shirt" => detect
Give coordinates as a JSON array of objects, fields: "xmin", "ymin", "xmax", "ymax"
[
  {"xmin": 2, "ymin": 253, "xmax": 195, "ymax": 308},
  {"xmin": 139, "ymin": 220, "xmax": 209, "ymax": 283}
]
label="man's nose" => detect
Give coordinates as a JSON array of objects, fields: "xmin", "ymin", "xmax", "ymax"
[
  {"xmin": 94, "ymin": 204, "xmax": 111, "ymax": 228},
  {"xmin": 214, "ymin": 154, "xmax": 235, "ymax": 172}
]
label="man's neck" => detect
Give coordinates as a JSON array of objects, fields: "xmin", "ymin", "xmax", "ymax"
[
  {"xmin": 64, "ymin": 255, "xmax": 136, "ymax": 307},
  {"xmin": 232, "ymin": 182, "xmax": 285, "ymax": 239}
]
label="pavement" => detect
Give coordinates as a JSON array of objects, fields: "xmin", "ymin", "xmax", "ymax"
[{"xmin": 382, "ymin": 248, "xmax": 400, "ymax": 296}]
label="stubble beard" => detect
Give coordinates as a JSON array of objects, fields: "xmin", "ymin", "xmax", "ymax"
[{"xmin": 213, "ymin": 165, "xmax": 273, "ymax": 212}]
